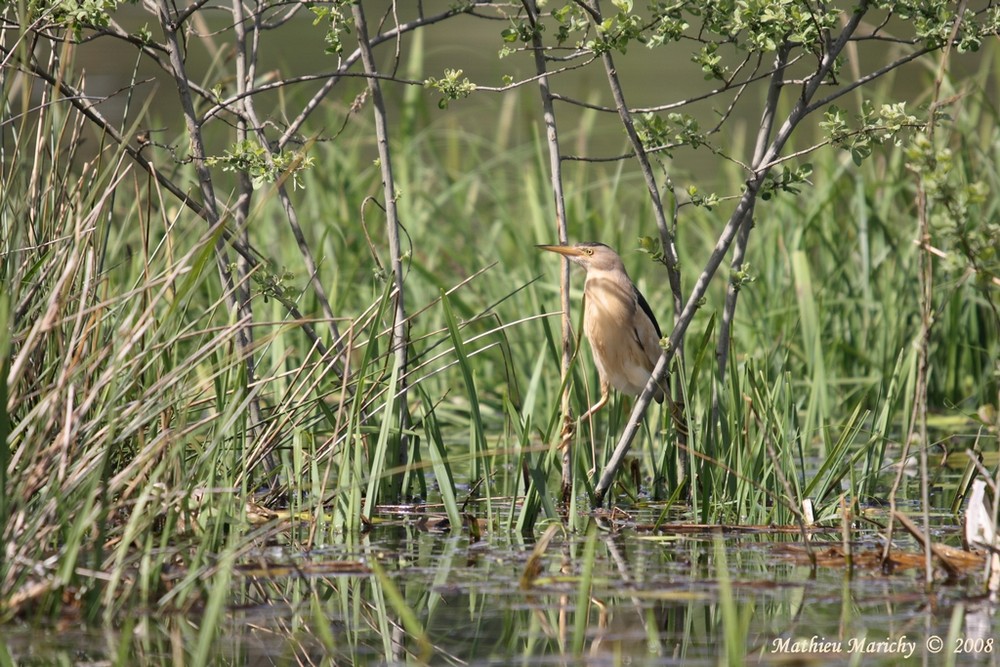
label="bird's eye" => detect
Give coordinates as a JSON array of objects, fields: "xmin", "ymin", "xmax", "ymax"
[{"xmin": 584, "ymin": 248, "xmax": 593, "ymax": 255}]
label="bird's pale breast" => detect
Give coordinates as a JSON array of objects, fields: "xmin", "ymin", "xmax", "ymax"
[{"xmin": 584, "ymin": 272, "xmax": 658, "ymax": 396}]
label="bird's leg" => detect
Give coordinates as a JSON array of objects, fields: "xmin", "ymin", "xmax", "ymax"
[
  {"xmin": 581, "ymin": 381, "xmax": 610, "ymax": 423},
  {"xmin": 580, "ymin": 381, "xmax": 609, "ymax": 478}
]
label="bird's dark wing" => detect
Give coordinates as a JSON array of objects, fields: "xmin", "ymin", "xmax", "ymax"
[
  {"xmin": 633, "ymin": 283, "xmax": 662, "ymax": 338},
  {"xmin": 632, "ymin": 282, "xmax": 666, "ymax": 404}
]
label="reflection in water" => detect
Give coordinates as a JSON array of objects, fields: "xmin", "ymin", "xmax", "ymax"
[{"xmin": 3, "ymin": 506, "xmax": 997, "ymax": 665}]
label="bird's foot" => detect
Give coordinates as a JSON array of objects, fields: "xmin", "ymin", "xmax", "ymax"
[{"xmin": 558, "ymin": 414, "xmax": 575, "ymax": 449}]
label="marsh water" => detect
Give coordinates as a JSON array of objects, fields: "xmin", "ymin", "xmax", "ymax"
[{"xmin": 3, "ymin": 493, "xmax": 999, "ymax": 666}]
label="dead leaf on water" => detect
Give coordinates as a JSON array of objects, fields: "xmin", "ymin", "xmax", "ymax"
[{"xmin": 774, "ymin": 544, "xmax": 984, "ymax": 573}]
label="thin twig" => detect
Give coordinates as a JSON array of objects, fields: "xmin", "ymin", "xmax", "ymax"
[
  {"xmin": 715, "ymin": 44, "xmax": 790, "ymax": 390},
  {"xmin": 582, "ymin": 0, "xmax": 682, "ymax": 321},
  {"xmin": 230, "ymin": 0, "xmax": 348, "ymax": 386},
  {"xmin": 228, "ymin": 0, "xmax": 272, "ymax": 472},
  {"xmin": 154, "ymin": 0, "xmax": 266, "ymax": 468},
  {"xmin": 880, "ymin": 0, "xmax": 970, "ymax": 587},
  {"xmin": 352, "ymin": 1, "xmax": 412, "ymax": 503},
  {"xmin": 521, "ymin": 0, "xmax": 575, "ymax": 498},
  {"xmin": 581, "ymin": 0, "xmax": 690, "ymax": 484}
]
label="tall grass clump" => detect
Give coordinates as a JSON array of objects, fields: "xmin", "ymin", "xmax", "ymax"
[
  {"xmin": 0, "ymin": 62, "xmax": 566, "ymax": 628},
  {"xmin": 657, "ymin": 68, "xmax": 1000, "ymax": 523},
  {"xmin": 1, "ymin": 101, "xmax": 254, "ymax": 620}
]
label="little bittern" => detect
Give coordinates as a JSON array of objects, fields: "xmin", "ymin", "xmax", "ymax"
[{"xmin": 538, "ymin": 242, "xmax": 665, "ymax": 420}]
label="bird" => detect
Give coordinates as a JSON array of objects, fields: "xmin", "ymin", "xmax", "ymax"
[{"xmin": 537, "ymin": 242, "xmax": 666, "ymax": 421}]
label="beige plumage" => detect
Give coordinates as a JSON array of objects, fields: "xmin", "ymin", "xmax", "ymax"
[{"xmin": 538, "ymin": 242, "xmax": 665, "ymax": 420}]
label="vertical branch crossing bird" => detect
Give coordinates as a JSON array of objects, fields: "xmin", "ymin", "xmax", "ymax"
[{"xmin": 538, "ymin": 242, "xmax": 666, "ymax": 421}]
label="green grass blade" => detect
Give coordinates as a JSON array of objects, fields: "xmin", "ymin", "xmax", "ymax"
[
  {"xmin": 368, "ymin": 557, "xmax": 432, "ymax": 661},
  {"xmin": 440, "ymin": 290, "xmax": 492, "ymax": 518},
  {"xmin": 418, "ymin": 387, "xmax": 462, "ymax": 530},
  {"xmin": 363, "ymin": 352, "xmax": 403, "ymax": 522}
]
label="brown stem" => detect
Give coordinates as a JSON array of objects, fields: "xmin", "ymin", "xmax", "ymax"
[
  {"xmin": 352, "ymin": 1, "xmax": 411, "ymax": 504},
  {"xmin": 582, "ymin": 0, "xmax": 683, "ymax": 320},
  {"xmin": 229, "ymin": 0, "xmax": 273, "ymax": 473},
  {"xmin": 880, "ymin": 0, "xmax": 970, "ymax": 586},
  {"xmin": 154, "ymin": 0, "xmax": 265, "ymax": 468},
  {"xmin": 232, "ymin": 0, "xmax": 351, "ymax": 419},
  {"xmin": 715, "ymin": 44, "xmax": 790, "ymax": 390},
  {"xmin": 7, "ymin": 49, "xmax": 333, "ymax": 367},
  {"xmin": 522, "ymin": 0, "xmax": 576, "ymax": 499}
]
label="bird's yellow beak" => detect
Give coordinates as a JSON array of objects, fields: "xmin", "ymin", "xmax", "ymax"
[{"xmin": 536, "ymin": 244, "xmax": 584, "ymax": 257}]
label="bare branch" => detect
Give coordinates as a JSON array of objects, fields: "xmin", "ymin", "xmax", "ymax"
[
  {"xmin": 0, "ymin": 41, "xmax": 333, "ymax": 367},
  {"xmin": 581, "ymin": 0, "xmax": 683, "ymax": 320},
  {"xmin": 153, "ymin": 0, "xmax": 269, "ymax": 469},
  {"xmin": 521, "ymin": 0, "xmax": 576, "ymax": 497},
  {"xmin": 278, "ymin": 2, "xmax": 490, "ymax": 150},
  {"xmin": 352, "ymin": 0, "xmax": 412, "ymax": 506},
  {"xmin": 594, "ymin": 0, "xmax": 875, "ymax": 506},
  {"xmin": 716, "ymin": 44, "xmax": 791, "ymax": 386}
]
